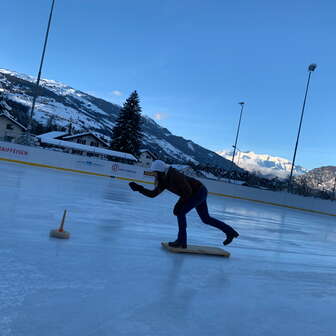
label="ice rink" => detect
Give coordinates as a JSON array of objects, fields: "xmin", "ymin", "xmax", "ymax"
[{"xmin": 1, "ymin": 162, "xmax": 336, "ymax": 336}]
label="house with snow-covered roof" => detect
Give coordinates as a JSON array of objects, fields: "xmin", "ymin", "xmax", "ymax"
[
  {"xmin": 36, "ymin": 131, "xmax": 137, "ymax": 164},
  {"xmin": 60, "ymin": 132, "xmax": 110, "ymax": 157},
  {"xmin": 37, "ymin": 131, "xmax": 109, "ymax": 157},
  {"xmin": 138, "ymin": 149, "xmax": 158, "ymax": 168},
  {"xmin": 0, "ymin": 112, "xmax": 27, "ymax": 143}
]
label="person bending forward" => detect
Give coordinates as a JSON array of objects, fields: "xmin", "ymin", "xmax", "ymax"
[{"xmin": 129, "ymin": 160, "xmax": 239, "ymax": 249}]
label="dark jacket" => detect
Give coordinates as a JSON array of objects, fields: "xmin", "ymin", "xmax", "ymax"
[{"xmin": 139, "ymin": 167, "xmax": 204, "ymax": 208}]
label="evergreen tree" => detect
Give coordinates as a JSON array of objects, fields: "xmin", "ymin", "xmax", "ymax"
[{"xmin": 110, "ymin": 91, "xmax": 143, "ymax": 157}]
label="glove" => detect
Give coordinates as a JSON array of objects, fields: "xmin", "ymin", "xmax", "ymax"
[
  {"xmin": 129, "ymin": 182, "xmax": 143, "ymax": 192},
  {"xmin": 173, "ymin": 201, "xmax": 184, "ymax": 216}
]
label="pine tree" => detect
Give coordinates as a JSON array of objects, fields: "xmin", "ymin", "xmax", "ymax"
[{"xmin": 110, "ymin": 91, "xmax": 143, "ymax": 157}]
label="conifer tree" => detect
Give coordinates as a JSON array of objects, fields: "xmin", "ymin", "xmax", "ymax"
[{"xmin": 110, "ymin": 91, "xmax": 143, "ymax": 157}]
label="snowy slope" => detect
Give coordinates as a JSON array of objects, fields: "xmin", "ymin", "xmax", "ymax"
[
  {"xmin": 0, "ymin": 69, "xmax": 117, "ymax": 132},
  {"xmin": 217, "ymin": 149, "xmax": 307, "ymax": 179},
  {"xmin": 0, "ymin": 68, "xmax": 234, "ymax": 168},
  {"xmin": 295, "ymin": 166, "xmax": 336, "ymax": 192}
]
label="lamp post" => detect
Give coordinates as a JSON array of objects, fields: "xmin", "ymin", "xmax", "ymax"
[
  {"xmin": 288, "ymin": 64, "xmax": 317, "ymax": 193},
  {"xmin": 229, "ymin": 102, "xmax": 245, "ymax": 182},
  {"xmin": 231, "ymin": 145, "xmax": 243, "ymax": 165},
  {"xmin": 26, "ymin": 0, "xmax": 56, "ymax": 142}
]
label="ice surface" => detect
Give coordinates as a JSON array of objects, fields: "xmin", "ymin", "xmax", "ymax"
[{"xmin": 1, "ymin": 162, "xmax": 336, "ymax": 336}]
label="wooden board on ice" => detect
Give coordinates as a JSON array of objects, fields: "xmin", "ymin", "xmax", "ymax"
[{"xmin": 161, "ymin": 242, "xmax": 230, "ymax": 257}]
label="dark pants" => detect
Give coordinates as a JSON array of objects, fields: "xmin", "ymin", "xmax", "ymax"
[{"xmin": 176, "ymin": 186, "xmax": 235, "ymax": 243}]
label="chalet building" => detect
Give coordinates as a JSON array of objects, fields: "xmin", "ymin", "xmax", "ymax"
[
  {"xmin": 0, "ymin": 112, "xmax": 27, "ymax": 143},
  {"xmin": 60, "ymin": 132, "xmax": 109, "ymax": 157},
  {"xmin": 37, "ymin": 131, "xmax": 137, "ymax": 164},
  {"xmin": 37, "ymin": 131, "xmax": 109, "ymax": 158},
  {"xmin": 138, "ymin": 149, "xmax": 157, "ymax": 168}
]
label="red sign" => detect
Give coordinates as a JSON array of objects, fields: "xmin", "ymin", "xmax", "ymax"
[{"xmin": 0, "ymin": 146, "xmax": 28, "ymax": 156}]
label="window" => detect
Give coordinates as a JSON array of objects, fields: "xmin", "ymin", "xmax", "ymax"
[
  {"xmin": 90, "ymin": 141, "xmax": 99, "ymax": 147},
  {"xmin": 77, "ymin": 139, "xmax": 86, "ymax": 145},
  {"xmin": 6, "ymin": 124, "xmax": 14, "ymax": 130}
]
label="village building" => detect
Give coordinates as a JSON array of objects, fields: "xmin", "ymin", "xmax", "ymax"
[
  {"xmin": 0, "ymin": 112, "xmax": 27, "ymax": 143},
  {"xmin": 37, "ymin": 131, "xmax": 108, "ymax": 158},
  {"xmin": 36, "ymin": 131, "xmax": 136, "ymax": 164},
  {"xmin": 60, "ymin": 132, "xmax": 110, "ymax": 157}
]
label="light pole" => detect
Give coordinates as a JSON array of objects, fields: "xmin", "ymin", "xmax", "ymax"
[
  {"xmin": 232, "ymin": 145, "xmax": 243, "ymax": 165},
  {"xmin": 26, "ymin": 0, "xmax": 56, "ymax": 143},
  {"xmin": 288, "ymin": 64, "xmax": 317, "ymax": 193},
  {"xmin": 229, "ymin": 102, "xmax": 245, "ymax": 182}
]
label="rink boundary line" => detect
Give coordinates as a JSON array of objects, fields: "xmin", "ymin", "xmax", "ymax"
[
  {"xmin": 115, "ymin": 176, "xmax": 153, "ymax": 184},
  {"xmin": 2, "ymin": 157, "xmax": 334, "ymax": 217},
  {"xmin": 209, "ymin": 191, "xmax": 336, "ymax": 217}
]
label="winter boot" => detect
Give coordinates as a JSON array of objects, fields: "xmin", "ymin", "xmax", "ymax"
[
  {"xmin": 223, "ymin": 231, "xmax": 239, "ymax": 246},
  {"xmin": 168, "ymin": 239, "xmax": 187, "ymax": 249}
]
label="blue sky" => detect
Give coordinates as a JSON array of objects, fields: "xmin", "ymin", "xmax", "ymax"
[{"xmin": 0, "ymin": 0, "xmax": 335, "ymax": 169}]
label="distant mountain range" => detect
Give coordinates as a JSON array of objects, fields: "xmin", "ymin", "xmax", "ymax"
[
  {"xmin": 217, "ymin": 149, "xmax": 308, "ymax": 179},
  {"xmin": 295, "ymin": 166, "xmax": 336, "ymax": 192},
  {"xmin": 0, "ymin": 68, "xmax": 237, "ymax": 169}
]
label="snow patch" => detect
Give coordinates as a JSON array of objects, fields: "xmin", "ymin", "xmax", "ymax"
[
  {"xmin": 187, "ymin": 142, "xmax": 195, "ymax": 151},
  {"xmin": 151, "ymin": 138, "xmax": 197, "ymax": 163}
]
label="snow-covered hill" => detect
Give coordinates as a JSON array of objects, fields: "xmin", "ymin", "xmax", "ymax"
[
  {"xmin": 295, "ymin": 166, "xmax": 336, "ymax": 192},
  {"xmin": 217, "ymin": 149, "xmax": 307, "ymax": 179},
  {"xmin": 0, "ymin": 68, "xmax": 235, "ymax": 169}
]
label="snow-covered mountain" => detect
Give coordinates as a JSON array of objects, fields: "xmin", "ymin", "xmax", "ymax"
[
  {"xmin": 217, "ymin": 149, "xmax": 307, "ymax": 179},
  {"xmin": 0, "ymin": 68, "xmax": 235, "ymax": 169},
  {"xmin": 295, "ymin": 166, "xmax": 336, "ymax": 192}
]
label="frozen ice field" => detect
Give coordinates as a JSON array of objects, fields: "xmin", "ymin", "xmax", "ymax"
[{"xmin": 1, "ymin": 162, "xmax": 336, "ymax": 336}]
